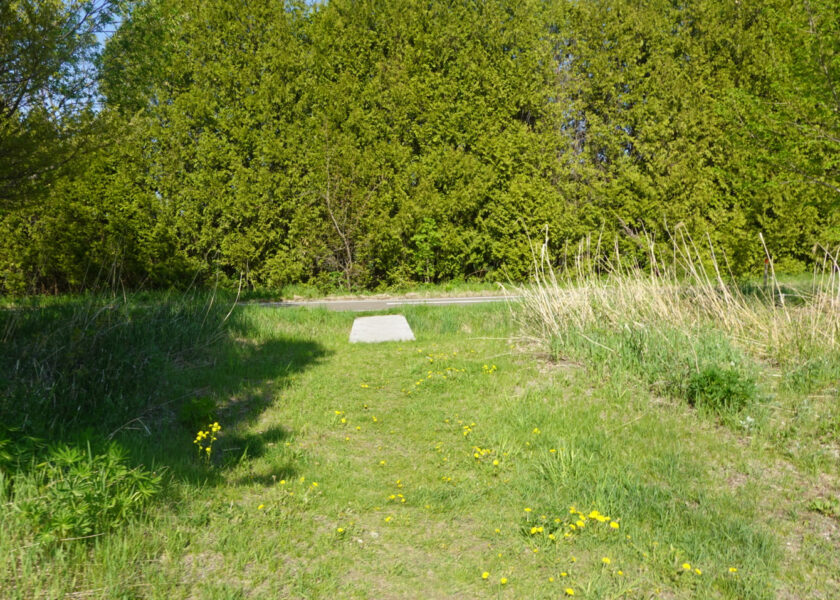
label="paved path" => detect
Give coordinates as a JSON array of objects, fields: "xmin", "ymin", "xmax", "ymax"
[{"xmin": 248, "ymin": 295, "xmax": 519, "ymax": 312}]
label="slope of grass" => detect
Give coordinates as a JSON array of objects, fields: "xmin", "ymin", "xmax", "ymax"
[{"xmin": 2, "ymin": 298, "xmax": 837, "ymax": 599}]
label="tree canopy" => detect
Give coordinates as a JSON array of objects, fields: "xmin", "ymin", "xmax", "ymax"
[{"xmin": 0, "ymin": 0, "xmax": 837, "ymax": 295}]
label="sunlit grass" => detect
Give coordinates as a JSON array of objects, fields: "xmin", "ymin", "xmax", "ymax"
[{"xmin": 1, "ymin": 297, "xmax": 838, "ymax": 599}]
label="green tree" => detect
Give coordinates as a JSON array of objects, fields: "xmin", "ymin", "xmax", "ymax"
[{"xmin": 0, "ymin": 0, "xmax": 120, "ymax": 210}]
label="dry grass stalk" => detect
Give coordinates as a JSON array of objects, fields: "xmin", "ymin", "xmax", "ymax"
[{"xmin": 511, "ymin": 230, "xmax": 840, "ymax": 366}]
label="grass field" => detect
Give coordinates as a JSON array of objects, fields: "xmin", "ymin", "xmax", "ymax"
[{"xmin": 1, "ymin": 292, "xmax": 839, "ymax": 599}]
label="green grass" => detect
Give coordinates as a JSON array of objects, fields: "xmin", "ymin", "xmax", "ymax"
[{"xmin": 1, "ymin": 298, "xmax": 838, "ymax": 598}]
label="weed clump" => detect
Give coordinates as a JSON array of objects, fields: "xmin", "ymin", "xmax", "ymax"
[
  {"xmin": 685, "ymin": 365, "xmax": 757, "ymax": 414},
  {"xmin": 1, "ymin": 433, "xmax": 161, "ymax": 544}
]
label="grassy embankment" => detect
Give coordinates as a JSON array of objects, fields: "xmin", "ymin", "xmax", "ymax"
[{"xmin": 1, "ymin": 262, "xmax": 838, "ymax": 598}]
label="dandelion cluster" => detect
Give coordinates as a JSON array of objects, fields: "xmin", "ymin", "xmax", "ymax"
[
  {"xmin": 482, "ymin": 364, "xmax": 497, "ymax": 374},
  {"xmin": 194, "ymin": 422, "xmax": 221, "ymax": 461},
  {"xmin": 523, "ymin": 505, "xmax": 622, "ymax": 541},
  {"xmin": 472, "ymin": 446, "xmax": 494, "ymax": 461}
]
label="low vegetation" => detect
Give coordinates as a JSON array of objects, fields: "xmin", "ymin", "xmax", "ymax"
[{"xmin": 1, "ymin": 269, "xmax": 838, "ymax": 597}]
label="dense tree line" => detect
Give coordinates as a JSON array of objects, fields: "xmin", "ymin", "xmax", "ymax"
[{"xmin": 1, "ymin": 0, "xmax": 837, "ymax": 294}]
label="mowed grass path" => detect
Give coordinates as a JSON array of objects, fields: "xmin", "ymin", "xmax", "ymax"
[{"xmin": 12, "ymin": 303, "xmax": 838, "ymax": 599}]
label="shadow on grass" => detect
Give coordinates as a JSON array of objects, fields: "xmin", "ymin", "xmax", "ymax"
[{"xmin": 0, "ymin": 292, "xmax": 329, "ymax": 490}]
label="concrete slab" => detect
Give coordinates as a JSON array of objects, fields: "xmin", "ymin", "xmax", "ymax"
[{"xmin": 349, "ymin": 315, "xmax": 415, "ymax": 343}]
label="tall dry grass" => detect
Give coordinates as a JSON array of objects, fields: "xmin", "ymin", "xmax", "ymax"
[{"xmin": 512, "ymin": 230, "xmax": 840, "ymax": 371}]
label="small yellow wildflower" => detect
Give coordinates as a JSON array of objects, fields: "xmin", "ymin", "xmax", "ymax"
[
  {"xmin": 548, "ymin": 577, "xmax": 555, "ymax": 582},
  {"xmin": 481, "ymin": 571, "xmax": 489, "ymax": 580},
  {"xmin": 729, "ymin": 567, "xmax": 738, "ymax": 573},
  {"xmin": 565, "ymin": 588, "xmax": 575, "ymax": 596},
  {"xmin": 695, "ymin": 568, "xmax": 702, "ymax": 575},
  {"xmin": 384, "ymin": 516, "xmax": 392, "ymax": 522},
  {"xmin": 560, "ymin": 572, "xmax": 567, "ymax": 577},
  {"xmin": 492, "ymin": 459, "xmax": 500, "ymax": 466},
  {"xmin": 617, "ymin": 570, "xmax": 624, "ymax": 576},
  {"xmin": 257, "ymin": 504, "xmax": 265, "ymax": 510},
  {"xmin": 602, "ymin": 557, "xmax": 611, "ymax": 565},
  {"xmin": 500, "ymin": 578, "xmax": 508, "ymax": 585},
  {"xmin": 610, "ymin": 521, "xmax": 620, "ymax": 529},
  {"xmin": 337, "ymin": 527, "xmax": 344, "ymax": 533},
  {"xmin": 682, "ymin": 563, "xmax": 691, "ymax": 570},
  {"xmin": 524, "ymin": 507, "xmax": 532, "ymax": 513}
]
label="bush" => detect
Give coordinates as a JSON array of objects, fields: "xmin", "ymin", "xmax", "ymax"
[{"xmin": 685, "ymin": 365, "xmax": 757, "ymax": 414}]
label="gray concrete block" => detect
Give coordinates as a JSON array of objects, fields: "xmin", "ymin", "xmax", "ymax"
[{"xmin": 349, "ymin": 315, "xmax": 415, "ymax": 343}]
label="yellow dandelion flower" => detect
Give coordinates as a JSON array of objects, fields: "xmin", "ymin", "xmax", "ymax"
[
  {"xmin": 524, "ymin": 507, "xmax": 532, "ymax": 512},
  {"xmin": 565, "ymin": 588, "xmax": 575, "ymax": 596},
  {"xmin": 617, "ymin": 570, "xmax": 624, "ymax": 576},
  {"xmin": 682, "ymin": 563, "xmax": 691, "ymax": 570},
  {"xmin": 602, "ymin": 557, "xmax": 611, "ymax": 565},
  {"xmin": 729, "ymin": 567, "xmax": 738, "ymax": 573},
  {"xmin": 500, "ymin": 578, "xmax": 508, "ymax": 585},
  {"xmin": 695, "ymin": 568, "xmax": 702, "ymax": 575},
  {"xmin": 494, "ymin": 528, "xmax": 501, "ymax": 534},
  {"xmin": 610, "ymin": 521, "xmax": 619, "ymax": 529},
  {"xmin": 257, "ymin": 504, "xmax": 265, "ymax": 510},
  {"xmin": 384, "ymin": 516, "xmax": 392, "ymax": 522},
  {"xmin": 493, "ymin": 459, "xmax": 500, "ymax": 466},
  {"xmin": 549, "ymin": 577, "xmax": 555, "ymax": 582},
  {"xmin": 480, "ymin": 571, "xmax": 490, "ymax": 580},
  {"xmin": 561, "ymin": 572, "xmax": 568, "ymax": 577}
]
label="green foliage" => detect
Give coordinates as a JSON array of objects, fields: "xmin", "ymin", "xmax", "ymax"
[
  {"xmin": 686, "ymin": 366, "xmax": 757, "ymax": 415},
  {"xmin": 0, "ymin": 0, "xmax": 838, "ymax": 293},
  {"xmin": 10, "ymin": 442, "xmax": 161, "ymax": 544},
  {"xmin": 178, "ymin": 396, "xmax": 217, "ymax": 429},
  {"xmin": 808, "ymin": 497, "xmax": 840, "ymax": 520},
  {"xmin": 0, "ymin": 0, "xmax": 121, "ymax": 210}
]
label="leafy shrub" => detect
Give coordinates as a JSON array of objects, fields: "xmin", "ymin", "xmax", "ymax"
[
  {"xmin": 11, "ymin": 442, "xmax": 162, "ymax": 544},
  {"xmin": 685, "ymin": 366, "xmax": 757, "ymax": 414}
]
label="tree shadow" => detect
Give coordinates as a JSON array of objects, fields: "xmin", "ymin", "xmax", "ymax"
[{"xmin": 0, "ymin": 293, "xmax": 329, "ymax": 491}]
